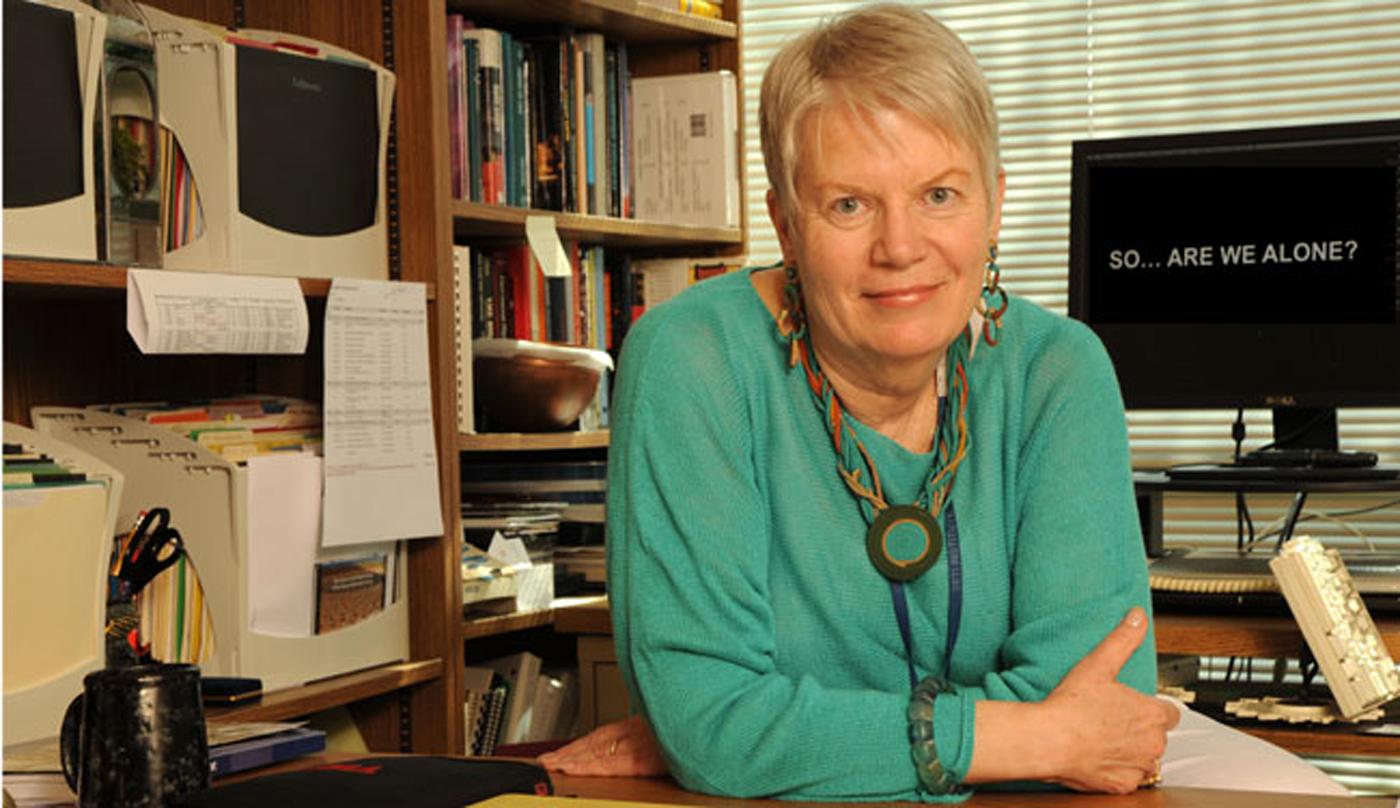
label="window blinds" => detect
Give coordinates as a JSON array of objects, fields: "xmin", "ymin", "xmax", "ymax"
[{"xmin": 740, "ymin": 0, "xmax": 1400, "ymax": 552}]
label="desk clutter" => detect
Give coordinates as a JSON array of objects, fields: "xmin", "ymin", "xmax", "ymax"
[
  {"xmin": 1, "ymin": 397, "xmax": 411, "ymax": 755},
  {"xmin": 464, "ymin": 655, "xmax": 579, "ymax": 756},
  {"xmin": 1154, "ymin": 536, "xmax": 1400, "ymax": 733},
  {"xmin": 3, "ymin": 0, "xmax": 393, "ymax": 280},
  {"xmin": 461, "ymin": 457, "xmax": 608, "ymax": 614}
]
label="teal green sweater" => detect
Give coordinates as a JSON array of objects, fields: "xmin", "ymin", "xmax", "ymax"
[{"xmin": 606, "ymin": 269, "xmax": 1155, "ymax": 801}]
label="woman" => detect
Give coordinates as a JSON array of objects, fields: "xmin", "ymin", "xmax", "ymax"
[{"xmin": 545, "ymin": 3, "xmax": 1178, "ymax": 798}]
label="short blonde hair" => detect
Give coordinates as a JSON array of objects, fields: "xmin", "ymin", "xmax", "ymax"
[{"xmin": 759, "ymin": 3, "xmax": 1000, "ymax": 220}]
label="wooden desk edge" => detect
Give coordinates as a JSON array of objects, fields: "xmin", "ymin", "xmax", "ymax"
[{"xmin": 220, "ymin": 754, "xmax": 1384, "ymax": 807}]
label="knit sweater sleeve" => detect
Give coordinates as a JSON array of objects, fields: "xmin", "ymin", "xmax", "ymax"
[
  {"xmin": 606, "ymin": 305, "xmax": 920, "ymax": 801},
  {"xmin": 929, "ymin": 320, "xmax": 1158, "ymax": 782}
]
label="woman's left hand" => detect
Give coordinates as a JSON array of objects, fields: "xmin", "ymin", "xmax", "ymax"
[{"xmin": 537, "ymin": 714, "xmax": 669, "ymax": 777}]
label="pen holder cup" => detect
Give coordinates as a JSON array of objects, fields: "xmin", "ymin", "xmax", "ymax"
[{"xmin": 60, "ymin": 663, "xmax": 210, "ymax": 808}]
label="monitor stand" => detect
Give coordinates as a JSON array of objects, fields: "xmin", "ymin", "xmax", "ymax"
[
  {"xmin": 1166, "ymin": 406, "xmax": 1399, "ymax": 482},
  {"xmin": 1238, "ymin": 406, "xmax": 1378, "ymax": 469}
]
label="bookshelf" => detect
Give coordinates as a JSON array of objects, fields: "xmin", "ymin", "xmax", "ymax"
[
  {"xmin": 448, "ymin": 0, "xmax": 747, "ymax": 750},
  {"xmin": 1, "ymin": 0, "xmax": 464, "ymax": 754},
  {"xmin": 2, "ymin": 0, "xmax": 746, "ymax": 756}
]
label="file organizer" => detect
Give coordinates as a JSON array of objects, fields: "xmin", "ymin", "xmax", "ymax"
[
  {"xmin": 138, "ymin": 3, "xmax": 395, "ymax": 280},
  {"xmin": 32, "ymin": 407, "xmax": 410, "ymax": 691},
  {"xmin": 2, "ymin": 0, "xmax": 106, "ymax": 261},
  {"xmin": 3, "ymin": 423, "xmax": 123, "ymax": 745}
]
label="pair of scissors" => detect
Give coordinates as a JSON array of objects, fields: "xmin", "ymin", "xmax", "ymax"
[{"xmin": 113, "ymin": 507, "xmax": 185, "ymax": 598}]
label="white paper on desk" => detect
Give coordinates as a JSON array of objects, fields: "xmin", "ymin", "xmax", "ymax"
[
  {"xmin": 247, "ymin": 453, "xmax": 322, "ymax": 638},
  {"xmin": 126, "ymin": 268, "xmax": 308, "ymax": 354},
  {"xmin": 322, "ymin": 279, "xmax": 444, "ymax": 546}
]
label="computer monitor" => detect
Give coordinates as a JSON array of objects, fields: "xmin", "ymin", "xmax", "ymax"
[{"xmin": 1068, "ymin": 118, "xmax": 1400, "ymax": 457}]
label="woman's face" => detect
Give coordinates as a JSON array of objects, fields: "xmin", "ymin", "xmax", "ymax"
[{"xmin": 771, "ymin": 104, "xmax": 1003, "ymax": 374}]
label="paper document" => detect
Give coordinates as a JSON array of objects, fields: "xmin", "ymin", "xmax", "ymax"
[
  {"xmin": 246, "ymin": 453, "xmax": 322, "ymax": 638},
  {"xmin": 322, "ymin": 279, "xmax": 444, "ymax": 546},
  {"xmin": 126, "ymin": 269, "xmax": 308, "ymax": 354},
  {"xmin": 525, "ymin": 215, "xmax": 570, "ymax": 278}
]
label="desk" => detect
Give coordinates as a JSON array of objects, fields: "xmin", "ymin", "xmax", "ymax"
[
  {"xmin": 550, "ymin": 771, "xmax": 1386, "ymax": 807},
  {"xmin": 556, "ymin": 600, "xmax": 1400, "ymax": 759},
  {"xmin": 204, "ymin": 753, "xmax": 1388, "ymax": 807}
]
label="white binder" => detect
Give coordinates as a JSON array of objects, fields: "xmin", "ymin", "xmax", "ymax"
[{"xmin": 2, "ymin": 422, "xmax": 123, "ymax": 745}]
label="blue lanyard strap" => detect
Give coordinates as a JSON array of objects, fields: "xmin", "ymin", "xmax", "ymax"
[{"xmin": 891, "ymin": 502, "xmax": 964, "ymax": 689}]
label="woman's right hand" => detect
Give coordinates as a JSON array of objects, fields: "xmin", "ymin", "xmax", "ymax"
[{"xmin": 1039, "ymin": 607, "xmax": 1180, "ymax": 794}]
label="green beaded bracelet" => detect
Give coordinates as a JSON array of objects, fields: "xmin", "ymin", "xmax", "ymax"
[{"xmin": 907, "ymin": 676, "xmax": 968, "ymax": 796}]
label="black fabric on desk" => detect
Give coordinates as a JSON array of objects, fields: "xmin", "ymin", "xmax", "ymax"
[{"xmin": 186, "ymin": 756, "xmax": 552, "ymax": 807}]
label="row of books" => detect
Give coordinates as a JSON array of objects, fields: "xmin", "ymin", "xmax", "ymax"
[
  {"xmin": 459, "ymin": 245, "xmax": 743, "ymax": 350},
  {"xmin": 464, "ymin": 653, "xmax": 579, "ymax": 755},
  {"xmin": 461, "ymin": 243, "xmax": 620, "ymax": 351},
  {"xmin": 446, "ymin": 18, "xmax": 634, "ymax": 217}
]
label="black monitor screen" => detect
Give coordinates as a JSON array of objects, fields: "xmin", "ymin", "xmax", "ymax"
[
  {"xmin": 236, "ymin": 45, "xmax": 379, "ymax": 237},
  {"xmin": 1069, "ymin": 119, "xmax": 1400, "ymax": 409},
  {"xmin": 3, "ymin": 0, "xmax": 84, "ymax": 209}
]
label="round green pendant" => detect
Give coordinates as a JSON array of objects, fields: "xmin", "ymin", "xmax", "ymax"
[{"xmin": 866, "ymin": 504, "xmax": 942, "ymax": 582}]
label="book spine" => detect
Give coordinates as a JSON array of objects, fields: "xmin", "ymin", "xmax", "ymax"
[
  {"xmin": 499, "ymin": 33, "xmax": 514, "ymax": 206},
  {"xmin": 561, "ymin": 36, "xmax": 576, "ymax": 213},
  {"xmin": 453, "ymin": 244, "xmax": 473, "ymax": 434},
  {"xmin": 606, "ymin": 44, "xmax": 621, "ymax": 218},
  {"xmin": 573, "ymin": 39, "xmax": 586, "ymax": 215},
  {"xmin": 507, "ymin": 246, "xmax": 530, "ymax": 339},
  {"xmin": 583, "ymin": 46, "xmax": 596, "ymax": 215},
  {"xmin": 590, "ymin": 35, "xmax": 609, "ymax": 219},
  {"xmin": 465, "ymin": 38, "xmax": 483, "ymax": 203},
  {"xmin": 618, "ymin": 43, "xmax": 632, "ymax": 218},
  {"xmin": 521, "ymin": 47, "xmax": 534, "ymax": 209},
  {"xmin": 446, "ymin": 15, "xmax": 464, "ymax": 200}
]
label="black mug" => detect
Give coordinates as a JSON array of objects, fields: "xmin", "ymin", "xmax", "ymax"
[{"xmin": 60, "ymin": 663, "xmax": 211, "ymax": 807}]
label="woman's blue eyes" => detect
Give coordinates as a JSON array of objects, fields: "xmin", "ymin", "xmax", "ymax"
[
  {"xmin": 833, "ymin": 197, "xmax": 863, "ymax": 216},
  {"xmin": 829, "ymin": 188, "xmax": 956, "ymax": 217},
  {"xmin": 926, "ymin": 187, "xmax": 954, "ymax": 206}
]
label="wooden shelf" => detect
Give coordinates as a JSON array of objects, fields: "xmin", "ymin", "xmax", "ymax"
[
  {"xmin": 203, "ymin": 659, "xmax": 443, "ymax": 724},
  {"xmin": 460, "ymin": 430, "xmax": 610, "ymax": 451},
  {"xmin": 1237, "ymin": 723, "xmax": 1400, "ymax": 758},
  {"xmin": 452, "ymin": 202, "xmax": 741, "ymax": 249},
  {"xmin": 1155, "ymin": 612, "xmax": 1400, "ymax": 658},
  {"xmin": 461, "ymin": 595, "xmax": 608, "ymax": 640},
  {"xmin": 554, "ymin": 595, "xmax": 613, "ymax": 635},
  {"xmin": 2, "ymin": 258, "xmax": 436, "ymax": 300},
  {"xmin": 445, "ymin": 0, "xmax": 735, "ymax": 43}
]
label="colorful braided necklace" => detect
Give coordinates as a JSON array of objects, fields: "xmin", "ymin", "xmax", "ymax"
[{"xmin": 778, "ymin": 263, "xmax": 971, "ymax": 582}]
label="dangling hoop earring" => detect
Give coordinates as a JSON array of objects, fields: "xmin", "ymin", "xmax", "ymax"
[
  {"xmin": 977, "ymin": 242, "xmax": 1009, "ymax": 347},
  {"xmin": 777, "ymin": 261, "xmax": 807, "ymax": 367}
]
